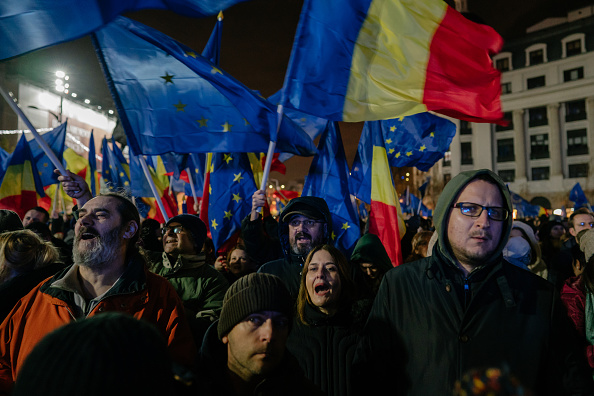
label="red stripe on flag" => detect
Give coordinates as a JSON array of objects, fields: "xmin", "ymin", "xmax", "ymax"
[
  {"xmin": 423, "ymin": 6, "xmax": 503, "ymax": 123},
  {"xmin": 369, "ymin": 200, "xmax": 402, "ymax": 267},
  {"xmin": 0, "ymin": 190, "xmax": 38, "ymax": 220}
]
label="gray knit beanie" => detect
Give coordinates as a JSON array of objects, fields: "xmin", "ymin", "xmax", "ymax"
[{"xmin": 217, "ymin": 273, "xmax": 293, "ymax": 340}]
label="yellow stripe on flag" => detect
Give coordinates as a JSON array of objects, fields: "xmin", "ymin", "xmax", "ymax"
[
  {"xmin": 0, "ymin": 162, "xmax": 36, "ymax": 198},
  {"xmin": 371, "ymin": 146, "xmax": 406, "ymax": 236},
  {"xmin": 344, "ymin": 0, "xmax": 446, "ymax": 121}
]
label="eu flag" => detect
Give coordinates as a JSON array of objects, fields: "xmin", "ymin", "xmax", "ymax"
[
  {"xmin": 0, "ymin": 0, "xmax": 250, "ymax": 60},
  {"xmin": 92, "ymin": 17, "xmax": 316, "ymax": 157},
  {"xmin": 569, "ymin": 183, "xmax": 591, "ymax": 210},
  {"xmin": 208, "ymin": 152, "xmax": 257, "ymax": 251},
  {"xmin": 302, "ymin": 122, "xmax": 360, "ymax": 256},
  {"xmin": 28, "ymin": 122, "xmax": 67, "ymax": 189}
]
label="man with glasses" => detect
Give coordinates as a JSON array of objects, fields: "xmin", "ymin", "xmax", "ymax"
[
  {"xmin": 258, "ymin": 196, "xmax": 332, "ymax": 299},
  {"xmin": 354, "ymin": 169, "xmax": 592, "ymax": 395},
  {"xmin": 143, "ymin": 214, "xmax": 229, "ymax": 344},
  {"xmin": 558, "ymin": 207, "xmax": 594, "ymax": 282}
]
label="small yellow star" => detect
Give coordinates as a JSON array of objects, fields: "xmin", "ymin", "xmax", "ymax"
[
  {"xmin": 196, "ymin": 117, "xmax": 208, "ymax": 127},
  {"xmin": 222, "ymin": 121, "xmax": 233, "ymax": 132},
  {"xmin": 209, "ymin": 184, "xmax": 212, "ymax": 194},
  {"xmin": 43, "ymin": 163, "xmax": 48, "ymax": 168},
  {"xmin": 233, "ymin": 172, "xmax": 244, "ymax": 182},
  {"xmin": 173, "ymin": 100, "xmax": 186, "ymax": 112},
  {"xmin": 243, "ymin": 118, "xmax": 250, "ymax": 126},
  {"xmin": 38, "ymin": 171, "xmax": 42, "ymax": 176},
  {"xmin": 385, "ymin": 138, "xmax": 392, "ymax": 144},
  {"xmin": 194, "ymin": 168, "xmax": 200, "ymax": 174},
  {"xmin": 389, "ymin": 126, "xmax": 396, "ymax": 132},
  {"xmin": 160, "ymin": 73, "xmax": 174, "ymax": 84},
  {"xmin": 211, "ymin": 67, "xmax": 223, "ymax": 75},
  {"xmin": 331, "ymin": 231, "xmax": 336, "ymax": 241},
  {"xmin": 211, "ymin": 219, "xmax": 218, "ymax": 230},
  {"xmin": 397, "ymin": 116, "xmax": 404, "ymax": 121},
  {"xmin": 224, "ymin": 211, "xmax": 233, "ymax": 219},
  {"xmin": 124, "ymin": 181, "xmax": 129, "ymax": 186},
  {"xmin": 342, "ymin": 222, "xmax": 350, "ymax": 230},
  {"xmin": 232, "ymin": 194, "xmax": 242, "ymax": 203},
  {"xmin": 388, "ymin": 148, "xmax": 395, "ymax": 154},
  {"xmin": 105, "ymin": 169, "xmax": 110, "ymax": 174},
  {"xmin": 224, "ymin": 154, "xmax": 233, "ymax": 164},
  {"xmin": 406, "ymin": 151, "xmax": 413, "ymax": 156},
  {"xmin": 420, "ymin": 145, "xmax": 426, "ymax": 152},
  {"xmin": 119, "ymin": 172, "xmax": 124, "ymax": 177},
  {"xmin": 430, "ymin": 131, "xmax": 435, "ymax": 137},
  {"xmin": 394, "ymin": 152, "xmax": 401, "ymax": 158},
  {"xmin": 185, "ymin": 51, "xmax": 197, "ymax": 58},
  {"xmin": 210, "ymin": 163, "xmax": 215, "ymax": 173}
]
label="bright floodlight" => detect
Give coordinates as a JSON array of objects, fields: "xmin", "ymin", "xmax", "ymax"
[
  {"xmin": 56, "ymin": 71, "xmax": 65, "ymax": 78},
  {"xmin": 55, "ymin": 85, "xmax": 65, "ymax": 92},
  {"xmin": 71, "ymin": 93, "xmax": 77, "ymax": 97},
  {"xmin": 84, "ymin": 99, "xmax": 90, "ymax": 104},
  {"xmin": 108, "ymin": 110, "xmax": 114, "ymax": 114},
  {"xmin": 55, "ymin": 79, "xmax": 63, "ymax": 86}
]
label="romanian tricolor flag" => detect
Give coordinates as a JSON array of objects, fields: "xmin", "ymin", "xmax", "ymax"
[
  {"xmin": 0, "ymin": 134, "xmax": 44, "ymax": 219},
  {"xmin": 350, "ymin": 121, "xmax": 406, "ymax": 266},
  {"xmin": 283, "ymin": 0, "xmax": 503, "ymax": 123}
]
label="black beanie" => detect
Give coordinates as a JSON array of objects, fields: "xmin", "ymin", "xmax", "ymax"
[
  {"xmin": 0, "ymin": 210, "xmax": 23, "ymax": 233},
  {"xmin": 166, "ymin": 214, "xmax": 207, "ymax": 253},
  {"xmin": 217, "ymin": 273, "xmax": 293, "ymax": 340}
]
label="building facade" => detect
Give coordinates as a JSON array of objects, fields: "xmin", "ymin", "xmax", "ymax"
[{"xmin": 433, "ymin": 6, "xmax": 594, "ymax": 211}]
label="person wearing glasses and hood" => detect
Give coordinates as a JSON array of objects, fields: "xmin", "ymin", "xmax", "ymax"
[
  {"xmin": 143, "ymin": 214, "xmax": 229, "ymax": 344},
  {"xmin": 258, "ymin": 197, "xmax": 333, "ymax": 299},
  {"xmin": 353, "ymin": 169, "xmax": 592, "ymax": 395}
]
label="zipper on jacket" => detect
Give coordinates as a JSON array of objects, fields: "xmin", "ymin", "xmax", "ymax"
[{"xmin": 463, "ymin": 277, "xmax": 470, "ymax": 309}]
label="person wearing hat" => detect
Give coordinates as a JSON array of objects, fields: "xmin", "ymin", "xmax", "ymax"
[
  {"xmin": 142, "ymin": 214, "xmax": 229, "ymax": 344},
  {"xmin": 257, "ymin": 196, "xmax": 333, "ymax": 299},
  {"xmin": 196, "ymin": 273, "xmax": 324, "ymax": 396}
]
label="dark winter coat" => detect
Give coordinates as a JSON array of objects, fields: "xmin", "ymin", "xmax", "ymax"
[
  {"xmin": 353, "ymin": 169, "xmax": 593, "ymax": 395},
  {"xmin": 286, "ymin": 300, "xmax": 371, "ymax": 396}
]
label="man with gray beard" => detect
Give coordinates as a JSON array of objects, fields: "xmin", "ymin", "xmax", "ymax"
[
  {"xmin": 257, "ymin": 196, "xmax": 332, "ymax": 299},
  {"xmin": 0, "ymin": 192, "xmax": 197, "ymax": 394}
]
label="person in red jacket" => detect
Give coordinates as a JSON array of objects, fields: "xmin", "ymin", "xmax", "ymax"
[{"xmin": 0, "ymin": 192, "xmax": 197, "ymax": 394}]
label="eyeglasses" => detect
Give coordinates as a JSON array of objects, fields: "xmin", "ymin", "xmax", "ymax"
[
  {"xmin": 288, "ymin": 219, "xmax": 323, "ymax": 228},
  {"xmin": 452, "ymin": 202, "xmax": 508, "ymax": 221},
  {"xmin": 576, "ymin": 222, "xmax": 594, "ymax": 228},
  {"xmin": 161, "ymin": 225, "xmax": 184, "ymax": 236}
]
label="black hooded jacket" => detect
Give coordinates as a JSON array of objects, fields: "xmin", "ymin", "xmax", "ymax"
[
  {"xmin": 353, "ymin": 169, "xmax": 593, "ymax": 395},
  {"xmin": 257, "ymin": 196, "xmax": 333, "ymax": 299}
]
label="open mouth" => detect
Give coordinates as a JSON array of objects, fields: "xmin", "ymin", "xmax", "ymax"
[
  {"xmin": 79, "ymin": 228, "xmax": 99, "ymax": 240},
  {"xmin": 314, "ymin": 283, "xmax": 330, "ymax": 294}
]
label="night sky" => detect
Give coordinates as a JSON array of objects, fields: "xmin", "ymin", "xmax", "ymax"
[{"xmin": 5, "ymin": 0, "xmax": 593, "ymax": 186}]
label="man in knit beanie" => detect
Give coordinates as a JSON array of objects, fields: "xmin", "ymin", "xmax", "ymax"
[
  {"xmin": 196, "ymin": 273, "xmax": 323, "ymax": 396},
  {"xmin": 142, "ymin": 214, "xmax": 229, "ymax": 344}
]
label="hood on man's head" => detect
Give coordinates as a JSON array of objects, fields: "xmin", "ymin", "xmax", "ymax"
[
  {"xmin": 432, "ymin": 169, "xmax": 513, "ymax": 264},
  {"xmin": 280, "ymin": 197, "xmax": 329, "ymax": 223},
  {"xmin": 166, "ymin": 214, "xmax": 207, "ymax": 253}
]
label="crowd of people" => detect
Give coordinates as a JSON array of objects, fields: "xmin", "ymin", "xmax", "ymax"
[{"xmin": 0, "ymin": 168, "xmax": 592, "ymax": 395}]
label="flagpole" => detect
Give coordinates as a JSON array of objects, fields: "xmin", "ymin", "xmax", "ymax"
[
  {"xmin": 186, "ymin": 166, "xmax": 198, "ymax": 202},
  {"xmin": 0, "ymin": 85, "xmax": 67, "ymax": 176},
  {"xmin": 259, "ymin": 104, "xmax": 283, "ymax": 192},
  {"xmin": 51, "ymin": 186, "xmax": 60, "ymax": 216},
  {"xmin": 138, "ymin": 155, "xmax": 169, "ymax": 223}
]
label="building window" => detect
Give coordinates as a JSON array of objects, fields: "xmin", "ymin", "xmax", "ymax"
[
  {"xmin": 529, "ymin": 49, "xmax": 544, "ymax": 65},
  {"xmin": 527, "ymin": 76, "xmax": 545, "ymax": 90},
  {"xmin": 567, "ymin": 128, "xmax": 588, "ymax": 156},
  {"xmin": 443, "ymin": 173, "xmax": 451, "ymax": 185},
  {"xmin": 528, "ymin": 107, "xmax": 548, "ymax": 127},
  {"xmin": 501, "ymin": 82, "xmax": 512, "ymax": 95},
  {"xmin": 497, "ymin": 138, "xmax": 515, "ymax": 162},
  {"xmin": 566, "ymin": 39, "xmax": 582, "ymax": 57},
  {"xmin": 459, "ymin": 120, "xmax": 472, "ymax": 135},
  {"xmin": 461, "ymin": 142, "xmax": 473, "ymax": 165},
  {"xmin": 531, "ymin": 166, "xmax": 550, "ymax": 181},
  {"xmin": 495, "ymin": 112, "xmax": 514, "ymax": 131},
  {"xmin": 442, "ymin": 151, "xmax": 451, "ymax": 167},
  {"xmin": 569, "ymin": 164, "xmax": 589, "ymax": 178},
  {"xmin": 565, "ymin": 99, "xmax": 587, "ymax": 122},
  {"xmin": 530, "ymin": 134, "xmax": 549, "ymax": 159},
  {"xmin": 496, "ymin": 58, "xmax": 510, "ymax": 72},
  {"xmin": 498, "ymin": 169, "xmax": 515, "ymax": 182},
  {"xmin": 564, "ymin": 67, "xmax": 584, "ymax": 82},
  {"xmin": 562, "ymin": 33, "xmax": 585, "ymax": 58},
  {"xmin": 525, "ymin": 43, "xmax": 547, "ymax": 66}
]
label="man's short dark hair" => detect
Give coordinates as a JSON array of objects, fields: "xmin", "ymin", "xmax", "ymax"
[
  {"xmin": 29, "ymin": 207, "xmax": 50, "ymax": 223},
  {"xmin": 570, "ymin": 207, "xmax": 594, "ymax": 229}
]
